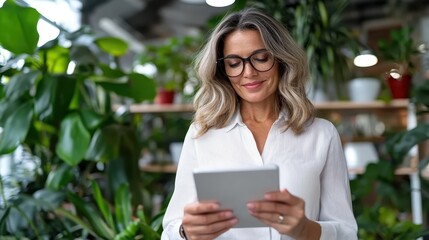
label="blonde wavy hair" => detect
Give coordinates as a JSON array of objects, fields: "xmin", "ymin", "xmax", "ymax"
[{"xmin": 193, "ymin": 7, "xmax": 315, "ymax": 137}]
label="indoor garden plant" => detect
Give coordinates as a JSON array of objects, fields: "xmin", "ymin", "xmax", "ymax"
[
  {"xmin": 378, "ymin": 25, "xmax": 419, "ymax": 99},
  {"xmin": 350, "ymin": 80, "xmax": 429, "ymax": 239},
  {"xmin": 136, "ymin": 35, "xmax": 202, "ymax": 104},
  {"xmin": 0, "ymin": 0, "xmax": 162, "ymax": 238}
]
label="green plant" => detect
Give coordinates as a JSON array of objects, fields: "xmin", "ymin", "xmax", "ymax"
[
  {"xmin": 56, "ymin": 181, "xmax": 162, "ymax": 239},
  {"xmin": 350, "ymin": 160, "xmax": 425, "ymax": 239},
  {"xmin": 136, "ymin": 35, "xmax": 201, "ymax": 95},
  {"xmin": 350, "ymin": 80, "xmax": 429, "ymax": 239},
  {"xmin": 378, "ymin": 26, "xmax": 419, "ymax": 75},
  {"xmin": 245, "ymin": 0, "xmax": 359, "ymax": 100},
  {"xmin": 0, "ymin": 0, "xmax": 160, "ymax": 238}
]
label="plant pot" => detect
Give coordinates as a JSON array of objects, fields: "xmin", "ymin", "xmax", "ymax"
[
  {"xmin": 155, "ymin": 89, "xmax": 175, "ymax": 104},
  {"xmin": 386, "ymin": 73, "xmax": 412, "ymax": 99},
  {"xmin": 348, "ymin": 77, "xmax": 381, "ymax": 102}
]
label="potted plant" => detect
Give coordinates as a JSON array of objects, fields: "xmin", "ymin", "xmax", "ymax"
[
  {"xmin": 0, "ymin": 1, "xmax": 161, "ymax": 238},
  {"xmin": 136, "ymin": 36, "xmax": 201, "ymax": 104},
  {"xmin": 378, "ymin": 25, "xmax": 419, "ymax": 99},
  {"xmin": 350, "ymin": 80, "xmax": 429, "ymax": 239}
]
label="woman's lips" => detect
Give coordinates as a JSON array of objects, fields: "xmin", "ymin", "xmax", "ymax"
[{"xmin": 242, "ymin": 81, "xmax": 264, "ymax": 89}]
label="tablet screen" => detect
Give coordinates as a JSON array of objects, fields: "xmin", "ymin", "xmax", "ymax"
[{"xmin": 193, "ymin": 164, "xmax": 279, "ymax": 228}]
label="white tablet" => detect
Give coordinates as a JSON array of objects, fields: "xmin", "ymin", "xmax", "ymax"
[{"xmin": 193, "ymin": 164, "xmax": 279, "ymax": 228}]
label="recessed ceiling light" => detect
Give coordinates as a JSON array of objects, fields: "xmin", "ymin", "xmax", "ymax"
[{"xmin": 206, "ymin": 0, "xmax": 235, "ymax": 7}]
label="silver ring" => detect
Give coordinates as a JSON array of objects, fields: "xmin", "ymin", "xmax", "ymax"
[{"xmin": 277, "ymin": 214, "xmax": 285, "ymax": 224}]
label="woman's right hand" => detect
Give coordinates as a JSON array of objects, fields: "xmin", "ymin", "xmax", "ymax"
[{"xmin": 181, "ymin": 202, "xmax": 238, "ymax": 240}]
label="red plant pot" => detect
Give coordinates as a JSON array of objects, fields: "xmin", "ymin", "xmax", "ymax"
[
  {"xmin": 155, "ymin": 89, "xmax": 175, "ymax": 104},
  {"xmin": 386, "ymin": 73, "xmax": 412, "ymax": 99}
]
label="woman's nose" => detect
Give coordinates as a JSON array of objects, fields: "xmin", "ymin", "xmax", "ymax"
[{"xmin": 242, "ymin": 61, "xmax": 257, "ymax": 77}]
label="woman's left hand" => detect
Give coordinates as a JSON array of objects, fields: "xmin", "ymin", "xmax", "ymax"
[{"xmin": 247, "ymin": 189, "xmax": 321, "ymax": 240}]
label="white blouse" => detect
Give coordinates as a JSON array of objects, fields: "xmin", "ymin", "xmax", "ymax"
[{"xmin": 161, "ymin": 111, "xmax": 358, "ymax": 240}]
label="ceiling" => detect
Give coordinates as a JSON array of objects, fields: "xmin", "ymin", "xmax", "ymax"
[
  {"xmin": 81, "ymin": 0, "xmax": 228, "ymax": 50},
  {"xmin": 80, "ymin": 0, "xmax": 429, "ymax": 51}
]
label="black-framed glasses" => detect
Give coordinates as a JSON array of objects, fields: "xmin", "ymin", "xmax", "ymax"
[{"xmin": 217, "ymin": 49, "xmax": 275, "ymax": 77}]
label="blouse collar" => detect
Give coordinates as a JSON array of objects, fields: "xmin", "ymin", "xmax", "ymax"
[{"xmin": 224, "ymin": 108, "xmax": 287, "ymax": 132}]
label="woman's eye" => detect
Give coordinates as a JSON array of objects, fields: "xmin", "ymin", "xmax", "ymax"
[
  {"xmin": 253, "ymin": 53, "xmax": 269, "ymax": 62},
  {"xmin": 225, "ymin": 59, "xmax": 241, "ymax": 68}
]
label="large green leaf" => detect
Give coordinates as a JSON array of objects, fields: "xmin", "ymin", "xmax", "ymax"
[
  {"xmin": 114, "ymin": 184, "xmax": 132, "ymax": 232},
  {"xmin": 80, "ymin": 109, "xmax": 106, "ymax": 131},
  {"xmin": 0, "ymin": 99, "xmax": 21, "ymax": 126},
  {"xmin": 56, "ymin": 112, "xmax": 90, "ymax": 166},
  {"xmin": 40, "ymin": 45, "xmax": 70, "ymax": 73},
  {"xmin": 91, "ymin": 180, "xmax": 115, "ymax": 231},
  {"xmin": 86, "ymin": 125, "xmax": 121, "ymax": 162},
  {"xmin": 69, "ymin": 44, "xmax": 98, "ymax": 66},
  {"xmin": 34, "ymin": 74, "xmax": 76, "ymax": 123},
  {"xmin": 98, "ymin": 73, "xmax": 156, "ymax": 102},
  {"xmin": 99, "ymin": 64, "xmax": 126, "ymax": 78},
  {"xmin": 391, "ymin": 124, "xmax": 429, "ymax": 161},
  {"xmin": 0, "ymin": 206, "xmax": 11, "ymax": 231},
  {"xmin": 0, "ymin": 101, "xmax": 33, "ymax": 154},
  {"xmin": 105, "ymin": 157, "xmax": 128, "ymax": 193},
  {"xmin": 45, "ymin": 163, "xmax": 74, "ymax": 190},
  {"xmin": 0, "ymin": 0, "xmax": 40, "ymax": 54},
  {"xmin": 4, "ymin": 70, "xmax": 40, "ymax": 100},
  {"xmin": 67, "ymin": 191, "xmax": 115, "ymax": 239},
  {"xmin": 95, "ymin": 37, "xmax": 128, "ymax": 57},
  {"xmin": 412, "ymin": 80, "xmax": 429, "ymax": 108}
]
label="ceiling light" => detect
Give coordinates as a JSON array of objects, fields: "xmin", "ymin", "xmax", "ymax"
[
  {"xmin": 206, "ymin": 0, "xmax": 235, "ymax": 7},
  {"xmin": 353, "ymin": 50, "xmax": 378, "ymax": 67}
]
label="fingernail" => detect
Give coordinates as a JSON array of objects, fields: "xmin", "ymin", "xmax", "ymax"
[
  {"xmin": 264, "ymin": 194, "xmax": 272, "ymax": 199},
  {"xmin": 247, "ymin": 203, "xmax": 254, "ymax": 209},
  {"xmin": 211, "ymin": 204, "xmax": 219, "ymax": 210},
  {"xmin": 224, "ymin": 211, "xmax": 233, "ymax": 217},
  {"xmin": 230, "ymin": 219, "xmax": 238, "ymax": 224}
]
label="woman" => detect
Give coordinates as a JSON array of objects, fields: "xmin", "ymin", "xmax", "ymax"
[{"xmin": 161, "ymin": 8, "xmax": 357, "ymax": 240}]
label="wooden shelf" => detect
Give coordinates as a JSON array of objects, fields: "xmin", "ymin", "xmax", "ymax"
[
  {"xmin": 348, "ymin": 166, "xmax": 416, "ymax": 175},
  {"xmin": 349, "ymin": 156, "xmax": 418, "ymax": 175},
  {"xmin": 314, "ymin": 99, "xmax": 409, "ymax": 110},
  {"xmin": 114, "ymin": 103, "xmax": 194, "ymax": 113},
  {"xmin": 115, "ymin": 99, "xmax": 409, "ymax": 113},
  {"xmin": 140, "ymin": 164, "xmax": 178, "ymax": 173}
]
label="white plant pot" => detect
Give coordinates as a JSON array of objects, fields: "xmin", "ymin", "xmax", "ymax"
[
  {"xmin": 169, "ymin": 142, "xmax": 183, "ymax": 165},
  {"xmin": 344, "ymin": 142, "xmax": 378, "ymax": 169},
  {"xmin": 348, "ymin": 77, "xmax": 381, "ymax": 102}
]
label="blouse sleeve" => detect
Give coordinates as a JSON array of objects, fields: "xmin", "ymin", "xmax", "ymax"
[
  {"xmin": 161, "ymin": 124, "xmax": 199, "ymax": 240},
  {"xmin": 317, "ymin": 123, "xmax": 358, "ymax": 240}
]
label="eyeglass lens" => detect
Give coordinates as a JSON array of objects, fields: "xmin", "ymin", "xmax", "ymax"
[{"xmin": 220, "ymin": 50, "xmax": 274, "ymax": 77}]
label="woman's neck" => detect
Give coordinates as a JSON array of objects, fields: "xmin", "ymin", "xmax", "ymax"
[{"xmin": 240, "ymin": 101, "xmax": 279, "ymax": 124}]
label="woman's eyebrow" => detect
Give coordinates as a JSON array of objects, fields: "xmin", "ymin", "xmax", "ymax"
[{"xmin": 223, "ymin": 48, "xmax": 268, "ymax": 58}]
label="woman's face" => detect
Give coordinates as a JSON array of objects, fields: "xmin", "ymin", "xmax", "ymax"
[{"xmin": 222, "ymin": 29, "xmax": 279, "ymax": 105}]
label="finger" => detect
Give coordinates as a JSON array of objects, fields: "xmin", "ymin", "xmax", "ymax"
[
  {"xmin": 184, "ymin": 202, "xmax": 220, "ymax": 215},
  {"xmin": 248, "ymin": 211, "xmax": 282, "ymax": 223},
  {"xmin": 183, "ymin": 210, "xmax": 235, "ymax": 226},
  {"xmin": 264, "ymin": 189, "xmax": 300, "ymax": 205},
  {"xmin": 186, "ymin": 217, "xmax": 238, "ymax": 238},
  {"xmin": 249, "ymin": 208, "xmax": 298, "ymax": 224},
  {"xmin": 247, "ymin": 201, "xmax": 289, "ymax": 215}
]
